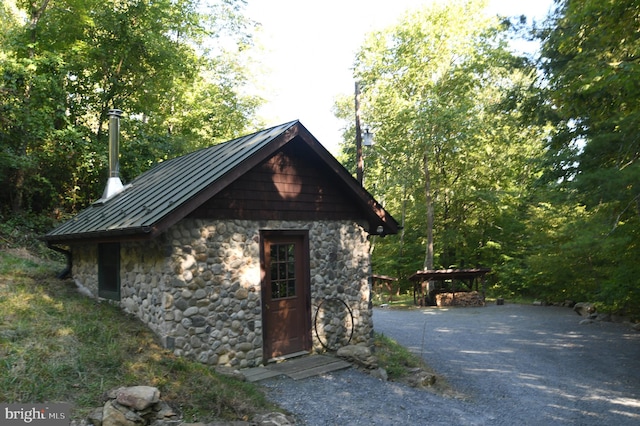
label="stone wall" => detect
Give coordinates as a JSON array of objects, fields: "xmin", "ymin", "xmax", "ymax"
[
  {"xmin": 72, "ymin": 244, "xmax": 98, "ymax": 295},
  {"xmin": 71, "ymin": 219, "xmax": 373, "ymax": 368},
  {"xmin": 120, "ymin": 239, "xmax": 170, "ymax": 338}
]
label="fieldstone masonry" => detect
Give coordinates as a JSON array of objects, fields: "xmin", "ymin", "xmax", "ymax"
[{"xmin": 72, "ymin": 219, "xmax": 374, "ymax": 368}]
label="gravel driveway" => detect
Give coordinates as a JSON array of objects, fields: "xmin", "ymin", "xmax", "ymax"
[{"xmin": 261, "ymin": 304, "xmax": 640, "ymax": 425}]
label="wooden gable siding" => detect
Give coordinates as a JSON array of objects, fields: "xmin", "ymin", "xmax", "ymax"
[{"xmin": 188, "ymin": 141, "xmax": 361, "ymax": 221}]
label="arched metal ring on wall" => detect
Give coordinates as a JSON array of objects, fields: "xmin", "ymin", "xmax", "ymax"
[{"xmin": 313, "ymin": 296, "xmax": 355, "ymax": 351}]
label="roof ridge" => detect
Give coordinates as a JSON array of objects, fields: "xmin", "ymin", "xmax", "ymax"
[
  {"xmin": 123, "ymin": 120, "xmax": 299, "ymax": 187},
  {"xmin": 155, "ymin": 120, "xmax": 300, "ymax": 166}
]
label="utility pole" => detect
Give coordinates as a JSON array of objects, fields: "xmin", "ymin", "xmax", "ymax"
[{"xmin": 355, "ymin": 82, "xmax": 364, "ymax": 185}]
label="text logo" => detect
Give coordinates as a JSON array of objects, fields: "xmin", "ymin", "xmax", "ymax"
[{"xmin": 1, "ymin": 404, "xmax": 70, "ymax": 425}]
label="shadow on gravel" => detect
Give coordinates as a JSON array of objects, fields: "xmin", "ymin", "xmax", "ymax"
[{"xmin": 374, "ymin": 304, "xmax": 640, "ymax": 425}]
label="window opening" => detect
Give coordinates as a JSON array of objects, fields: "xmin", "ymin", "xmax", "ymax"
[{"xmin": 270, "ymin": 243, "xmax": 296, "ymax": 299}]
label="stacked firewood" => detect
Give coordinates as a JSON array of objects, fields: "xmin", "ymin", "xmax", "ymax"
[{"xmin": 435, "ymin": 291, "xmax": 485, "ymax": 307}]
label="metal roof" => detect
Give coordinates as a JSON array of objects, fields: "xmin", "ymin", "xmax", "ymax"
[{"xmin": 45, "ymin": 120, "xmax": 399, "ymax": 243}]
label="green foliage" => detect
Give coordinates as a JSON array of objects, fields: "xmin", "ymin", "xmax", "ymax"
[
  {"xmin": 0, "ymin": 250, "xmax": 276, "ymax": 421},
  {"xmin": 0, "ymin": 0, "xmax": 261, "ymax": 214},
  {"xmin": 340, "ymin": 0, "xmax": 547, "ymax": 286},
  {"xmin": 532, "ymin": 0, "xmax": 640, "ymax": 317},
  {"xmin": 339, "ymin": 0, "xmax": 640, "ymax": 317},
  {"xmin": 0, "ymin": 212, "xmax": 62, "ymax": 259}
]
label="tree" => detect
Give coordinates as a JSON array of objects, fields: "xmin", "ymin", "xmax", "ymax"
[
  {"xmin": 0, "ymin": 0, "xmax": 261, "ymax": 213},
  {"xmin": 534, "ymin": 0, "xmax": 640, "ymax": 314},
  {"xmin": 540, "ymin": 0, "xmax": 640, "ymax": 217},
  {"xmin": 338, "ymin": 0, "xmax": 547, "ymax": 285}
]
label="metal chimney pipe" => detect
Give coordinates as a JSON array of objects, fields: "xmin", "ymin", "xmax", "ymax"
[
  {"xmin": 97, "ymin": 109, "xmax": 125, "ymax": 203},
  {"xmin": 108, "ymin": 109, "xmax": 123, "ymax": 178}
]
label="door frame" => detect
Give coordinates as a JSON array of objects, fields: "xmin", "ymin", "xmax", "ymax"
[{"xmin": 260, "ymin": 229, "xmax": 312, "ymax": 360}]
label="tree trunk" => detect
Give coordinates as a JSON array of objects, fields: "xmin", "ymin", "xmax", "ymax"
[
  {"xmin": 11, "ymin": 168, "xmax": 25, "ymax": 213},
  {"xmin": 423, "ymin": 151, "xmax": 434, "ymax": 270}
]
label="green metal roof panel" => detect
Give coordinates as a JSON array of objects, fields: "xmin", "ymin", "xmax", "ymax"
[{"xmin": 45, "ymin": 121, "xmax": 299, "ymax": 241}]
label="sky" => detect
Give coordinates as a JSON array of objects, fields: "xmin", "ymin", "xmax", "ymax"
[{"xmin": 243, "ymin": 0, "xmax": 554, "ymax": 154}]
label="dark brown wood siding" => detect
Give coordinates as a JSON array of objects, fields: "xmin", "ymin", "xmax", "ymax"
[{"xmin": 188, "ymin": 142, "xmax": 362, "ymax": 221}]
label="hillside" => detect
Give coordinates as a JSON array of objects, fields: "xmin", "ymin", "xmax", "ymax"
[{"xmin": 0, "ymin": 247, "xmax": 277, "ymax": 422}]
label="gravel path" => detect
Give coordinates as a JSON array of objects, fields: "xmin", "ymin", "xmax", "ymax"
[{"xmin": 260, "ymin": 304, "xmax": 640, "ymax": 425}]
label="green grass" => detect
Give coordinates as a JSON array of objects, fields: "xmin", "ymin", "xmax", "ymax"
[
  {"xmin": 0, "ymin": 249, "xmax": 278, "ymax": 422},
  {"xmin": 374, "ymin": 332, "xmax": 459, "ymax": 398},
  {"xmin": 371, "ymin": 291, "xmax": 416, "ymax": 308},
  {"xmin": 373, "ymin": 333, "xmax": 425, "ymax": 379}
]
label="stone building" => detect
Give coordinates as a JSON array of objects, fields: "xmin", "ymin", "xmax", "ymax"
[{"xmin": 45, "ymin": 116, "xmax": 398, "ymax": 368}]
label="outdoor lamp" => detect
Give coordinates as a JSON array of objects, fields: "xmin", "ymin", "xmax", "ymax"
[{"xmin": 363, "ymin": 127, "xmax": 374, "ymax": 147}]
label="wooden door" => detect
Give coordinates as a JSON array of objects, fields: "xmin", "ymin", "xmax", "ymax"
[{"xmin": 261, "ymin": 232, "xmax": 311, "ymax": 360}]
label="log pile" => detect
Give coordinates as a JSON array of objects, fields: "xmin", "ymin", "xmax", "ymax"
[{"xmin": 436, "ymin": 291, "xmax": 485, "ymax": 307}]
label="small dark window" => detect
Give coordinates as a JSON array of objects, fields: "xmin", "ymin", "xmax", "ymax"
[{"xmin": 98, "ymin": 243, "xmax": 120, "ymax": 300}]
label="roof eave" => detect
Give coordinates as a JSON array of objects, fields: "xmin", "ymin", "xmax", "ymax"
[
  {"xmin": 43, "ymin": 226, "xmax": 155, "ymax": 245},
  {"xmin": 293, "ymin": 124, "xmax": 400, "ymax": 236}
]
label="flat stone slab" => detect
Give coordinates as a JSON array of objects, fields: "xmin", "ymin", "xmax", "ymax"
[{"xmin": 242, "ymin": 355, "xmax": 351, "ymax": 382}]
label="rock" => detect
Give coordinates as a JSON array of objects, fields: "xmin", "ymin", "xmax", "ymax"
[
  {"xmin": 90, "ymin": 385, "xmax": 181, "ymax": 426},
  {"xmin": 235, "ymin": 288, "xmax": 249, "ymax": 300},
  {"xmin": 153, "ymin": 401, "xmax": 178, "ymax": 419},
  {"xmin": 407, "ymin": 371, "xmax": 437, "ymax": 388},
  {"xmin": 632, "ymin": 323, "xmax": 640, "ymax": 332},
  {"xmin": 102, "ymin": 400, "xmax": 144, "ymax": 426},
  {"xmin": 579, "ymin": 319, "xmax": 594, "ymax": 325},
  {"xmin": 337, "ymin": 345, "xmax": 377, "ymax": 369},
  {"xmin": 253, "ymin": 412, "xmax": 296, "ymax": 426},
  {"xmin": 574, "ymin": 302, "xmax": 596, "ymax": 317},
  {"xmin": 215, "ymin": 366, "xmax": 246, "ymax": 381},
  {"xmin": 595, "ymin": 313, "xmax": 611, "ymax": 322},
  {"xmin": 149, "ymin": 420, "xmax": 182, "ymax": 426},
  {"xmin": 369, "ymin": 367, "xmax": 388, "ymax": 381},
  {"xmin": 106, "ymin": 386, "xmax": 127, "ymax": 401},
  {"xmin": 116, "ymin": 386, "xmax": 160, "ymax": 411},
  {"xmin": 88, "ymin": 406, "xmax": 104, "ymax": 426}
]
